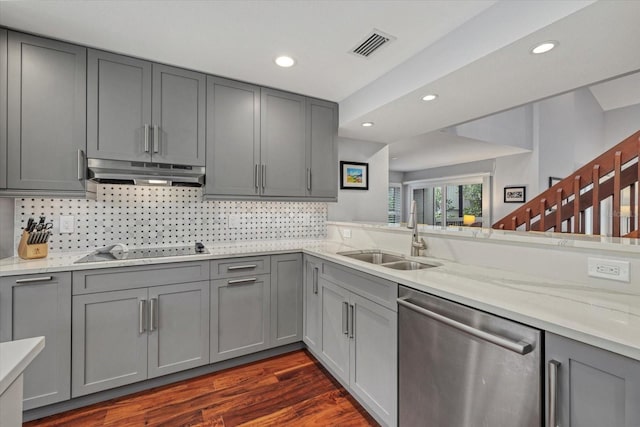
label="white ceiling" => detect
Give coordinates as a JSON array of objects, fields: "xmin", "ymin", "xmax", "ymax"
[{"xmin": 2, "ymin": 0, "xmax": 639, "ymax": 172}]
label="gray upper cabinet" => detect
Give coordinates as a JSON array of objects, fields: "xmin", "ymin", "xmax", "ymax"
[
  {"xmin": 7, "ymin": 32, "xmax": 86, "ymax": 192},
  {"xmin": 260, "ymin": 88, "xmax": 307, "ymax": 197},
  {"xmin": 306, "ymin": 98, "xmax": 338, "ymax": 199},
  {"xmin": 303, "ymin": 256, "xmax": 321, "ymax": 352},
  {"xmin": 0, "ymin": 273, "xmax": 71, "ymax": 410},
  {"xmin": 205, "ymin": 77, "xmax": 260, "ymax": 196},
  {"xmin": 0, "ymin": 29, "xmax": 7, "ymax": 190},
  {"xmin": 72, "ymin": 288, "xmax": 149, "ymax": 397},
  {"xmin": 546, "ymin": 332, "xmax": 640, "ymax": 427},
  {"xmin": 147, "ymin": 281, "xmax": 209, "ymax": 378},
  {"xmin": 88, "ymin": 50, "xmax": 205, "ymax": 165},
  {"xmin": 152, "ymin": 64, "xmax": 205, "ymax": 166},
  {"xmin": 270, "ymin": 254, "xmax": 303, "ymax": 347},
  {"xmin": 87, "ymin": 49, "xmax": 152, "ymax": 162},
  {"xmin": 210, "ymin": 274, "xmax": 271, "ymax": 362}
]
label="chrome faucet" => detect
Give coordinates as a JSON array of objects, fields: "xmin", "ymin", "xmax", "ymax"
[{"xmin": 407, "ymin": 200, "xmax": 427, "ymax": 256}]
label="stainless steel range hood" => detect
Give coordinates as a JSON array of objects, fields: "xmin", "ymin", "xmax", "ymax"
[{"xmin": 87, "ymin": 159, "xmax": 205, "ymax": 187}]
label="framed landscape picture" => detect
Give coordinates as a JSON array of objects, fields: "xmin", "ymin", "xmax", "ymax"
[
  {"xmin": 504, "ymin": 186, "xmax": 526, "ymax": 203},
  {"xmin": 340, "ymin": 161, "xmax": 369, "ymax": 190}
]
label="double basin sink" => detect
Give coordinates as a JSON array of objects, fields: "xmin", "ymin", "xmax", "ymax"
[{"xmin": 337, "ymin": 250, "xmax": 439, "ymax": 271}]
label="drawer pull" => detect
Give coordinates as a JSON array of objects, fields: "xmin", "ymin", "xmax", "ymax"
[
  {"xmin": 228, "ymin": 277, "xmax": 257, "ymax": 285},
  {"xmin": 227, "ymin": 264, "xmax": 258, "ymax": 271},
  {"xmin": 15, "ymin": 276, "xmax": 53, "ymax": 284}
]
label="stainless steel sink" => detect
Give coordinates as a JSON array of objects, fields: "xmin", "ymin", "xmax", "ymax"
[
  {"xmin": 337, "ymin": 250, "xmax": 439, "ymax": 271},
  {"xmin": 338, "ymin": 250, "xmax": 404, "ymax": 264},
  {"xmin": 379, "ymin": 260, "xmax": 436, "ymax": 270}
]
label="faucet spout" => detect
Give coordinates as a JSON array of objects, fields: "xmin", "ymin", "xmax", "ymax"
[{"xmin": 407, "ymin": 200, "xmax": 426, "ymax": 256}]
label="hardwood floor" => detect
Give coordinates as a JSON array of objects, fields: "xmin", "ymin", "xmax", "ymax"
[{"xmin": 25, "ymin": 350, "xmax": 379, "ymax": 427}]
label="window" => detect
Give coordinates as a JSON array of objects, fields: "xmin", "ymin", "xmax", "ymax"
[
  {"xmin": 407, "ymin": 175, "xmax": 490, "ymax": 227},
  {"xmin": 388, "ymin": 184, "xmax": 402, "ymax": 224}
]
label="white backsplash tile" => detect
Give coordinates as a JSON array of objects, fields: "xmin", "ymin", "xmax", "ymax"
[{"xmin": 14, "ymin": 184, "xmax": 327, "ymax": 254}]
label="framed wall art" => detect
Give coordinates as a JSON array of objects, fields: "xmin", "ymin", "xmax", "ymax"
[
  {"xmin": 340, "ymin": 161, "xmax": 369, "ymax": 190},
  {"xmin": 504, "ymin": 186, "xmax": 526, "ymax": 203}
]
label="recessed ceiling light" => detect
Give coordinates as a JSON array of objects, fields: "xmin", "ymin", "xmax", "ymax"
[
  {"xmin": 531, "ymin": 41, "xmax": 558, "ymax": 54},
  {"xmin": 274, "ymin": 56, "xmax": 296, "ymax": 67},
  {"xmin": 361, "ymin": 122, "xmax": 374, "ymax": 127},
  {"xmin": 421, "ymin": 94, "xmax": 438, "ymax": 101}
]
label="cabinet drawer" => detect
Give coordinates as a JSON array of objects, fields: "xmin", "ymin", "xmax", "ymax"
[
  {"xmin": 211, "ymin": 256, "xmax": 270, "ymax": 278},
  {"xmin": 321, "ymin": 261, "xmax": 397, "ymax": 311},
  {"xmin": 72, "ymin": 261, "xmax": 209, "ymax": 294}
]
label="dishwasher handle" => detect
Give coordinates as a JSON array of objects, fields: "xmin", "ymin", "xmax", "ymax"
[{"xmin": 397, "ymin": 297, "xmax": 533, "ymax": 355}]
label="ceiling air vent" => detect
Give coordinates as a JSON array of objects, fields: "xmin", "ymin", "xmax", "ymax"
[{"xmin": 350, "ymin": 29, "xmax": 396, "ymax": 58}]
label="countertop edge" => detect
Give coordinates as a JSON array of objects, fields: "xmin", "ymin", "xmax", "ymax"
[{"xmin": 0, "ymin": 336, "xmax": 45, "ymax": 395}]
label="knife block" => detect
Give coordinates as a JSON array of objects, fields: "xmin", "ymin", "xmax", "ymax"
[{"xmin": 18, "ymin": 231, "xmax": 49, "ymax": 260}]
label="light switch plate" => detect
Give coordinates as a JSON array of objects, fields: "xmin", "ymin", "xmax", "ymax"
[
  {"xmin": 59, "ymin": 215, "xmax": 74, "ymax": 234},
  {"xmin": 228, "ymin": 214, "xmax": 241, "ymax": 229},
  {"xmin": 342, "ymin": 228, "xmax": 352, "ymax": 238},
  {"xmin": 588, "ymin": 257, "xmax": 630, "ymax": 283}
]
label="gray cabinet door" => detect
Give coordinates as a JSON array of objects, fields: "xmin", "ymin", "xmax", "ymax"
[
  {"xmin": 0, "ymin": 29, "xmax": 7, "ymax": 189},
  {"xmin": 147, "ymin": 281, "xmax": 210, "ymax": 378},
  {"xmin": 260, "ymin": 88, "xmax": 306, "ymax": 197},
  {"xmin": 349, "ymin": 293, "xmax": 397, "ymax": 427},
  {"xmin": 152, "ymin": 64, "xmax": 205, "ymax": 166},
  {"xmin": 319, "ymin": 277, "xmax": 350, "ymax": 384},
  {"xmin": 211, "ymin": 275, "xmax": 270, "ymax": 362},
  {"xmin": 306, "ymin": 98, "xmax": 338, "ymax": 199},
  {"xmin": 72, "ymin": 288, "xmax": 148, "ymax": 397},
  {"xmin": 7, "ymin": 32, "xmax": 86, "ymax": 191},
  {"xmin": 270, "ymin": 254, "xmax": 302, "ymax": 347},
  {"xmin": 205, "ymin": 76, "xmax": 260, "ymax": 196},
  {"xmin": 87, "ymin": 49, "xmax": 152, "ymax": 162},
  {"xmin": 0, "ymin": 273, "xmax": 71, "ymax": 410},
  {"xmin": 303, "ymin": 256, "xmax": 321, "ymax": 352},
  {"xmin": 546, "ymin": 332, "xmax": 640, "ymax": 427}
]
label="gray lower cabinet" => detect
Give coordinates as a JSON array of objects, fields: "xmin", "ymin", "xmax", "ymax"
[
  {"xmin": 6, "ymin": 31, "xmax": 86, "ymax": 193},
  {"xmin": 205, "ymin": 76, "xmax": 260, "ymax": 197},
  {"xmin": 270, "ymin": 254, "xmax": 302, "ymax": 347},
  {"xmin": 306, "ymin": 98, "xmax": 338, "ymax": 199},
  {"xmin": 72, "ymin": 281, "xmax": 209, "ymax": 397},
  {"xmin": 211, "ymin": 274, "xmax": 271, "ymax": 362},
  {"xmin": 260, "ymin": 88, "xmax": 307, "ymax": 197},
  {"xmin": 0, "ymin": 29, "xmax": 7, "ymax": 190},
  {"xmin": 317, "ymin": 264, "xmax": 397, "ymax": 427},
  {"xmin": 88, "ymin": 50, "xmax": 205, "ymax": 165},
  {"xmin": 0, "ymin": 273, "xmax": 71, "ymax": 410},
  {"xmin": 545, "ymin": 332, "xmax": 640, "ymax": 427},
  {"xmin": 302, "ymin": 256, "xmax": 321, "ymax": 352}
]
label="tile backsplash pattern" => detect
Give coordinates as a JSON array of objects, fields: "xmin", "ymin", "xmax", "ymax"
[{"xmin": 14, "ymin": 184, "xmax": 327, "ymax": 254}]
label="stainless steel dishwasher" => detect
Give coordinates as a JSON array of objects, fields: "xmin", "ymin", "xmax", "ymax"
[{"xmin": 398, "ymin": 285, "xmax": 542, "ymax": 427}]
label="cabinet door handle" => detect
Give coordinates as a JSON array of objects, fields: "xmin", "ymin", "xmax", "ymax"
[
  {"xmin": 149, "ymin": 298, "xmax": 158, "ymax": 332},
  {"xmin": 228, "ymin": 277, "xmax": 257, "ymax": 285},
  {"xmin": 139, "ymin": 300, "xmax": 147, "ymax": 334},
  {"xmin": 342, "ymin": 301, "xmax": 349, "ymax": 335},
  {"xmin": 153, "ymin": 125, "xmax": 160, "ymax": 153},
  {"xmin": 227, "ymin": 264, "xmax": 258, "ymax": 271},
  {"xmin": 144, "ymin": 124, "xmax": 150, "ymax": 152},
  {"xmin": 313, "ymin": 267, "xmax": 318, "ymax": 295},
  {"xmin": 15, "ymin": 276, "xmax": 53, "ymax": 284},
  {"xmin": 348, "ymin": 304, "xmax": 355, "ymax": 339},
  {"xmin": 254, "ymin": 164, "xmax": 259, "ymax": 192},
  {"xmin": 77, "ymin": 149, "xmax": 84, "ymax": 180},
  {"xmin": 307, "ymin": 168, "xmax": 311, "ymax": 191},
  {"xmin": 261, "ymin": 164, "xmax": 266, "ymax": 189},
  {"xmin": 548, "ymin": 360, "xmax": 560, "ymax": 427}
]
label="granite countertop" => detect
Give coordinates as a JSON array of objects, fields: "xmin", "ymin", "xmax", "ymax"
[
  {"xmin": 0, "ymin": 337, "xmax": 45, "ymax": 395},
  {"xmin": 1, "ymin": 239, "xmax": 639, "ymax": 362}
]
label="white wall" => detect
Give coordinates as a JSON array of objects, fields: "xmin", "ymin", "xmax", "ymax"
[
  {"xmin": 604, "ymin": 103, "xmax": 640, "ymax": 148},
  {"xmin": 328, "ymin": 137, "xmax": 389, "ymax": 223},
  {"xmin": 389, "ymin": 171, "xmax": 404, "ymax": 183}
]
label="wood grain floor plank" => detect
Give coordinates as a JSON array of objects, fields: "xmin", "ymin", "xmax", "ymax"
[{"xmin": 26, "ymin": 350, "xmax": 378, "ymax": 427}]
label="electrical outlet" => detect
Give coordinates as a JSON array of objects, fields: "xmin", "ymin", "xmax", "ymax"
[
  {"xmin": 342, "ymin": 228, "xmax": 352, "ymax": 238},
  {"xmin": 228, "ymin": 214, "xmax": 241, "ymax": 229},
  {"xmin": 59, "ymin": 215, "xmax": 74, "ymax": 234},
  {"xmin": 588, "ymin": 257, "xmax": 630, "ymax": 283}
]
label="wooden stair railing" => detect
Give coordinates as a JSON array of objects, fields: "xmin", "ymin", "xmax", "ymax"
[{"xmin": 493, "ymin": 130, "xmax": 640, "ymax": 237}]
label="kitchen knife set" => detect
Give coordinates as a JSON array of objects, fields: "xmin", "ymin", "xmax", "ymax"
[{"xmin": 18, "ymin": 216, "xmax": 52, "ymax": 260}]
